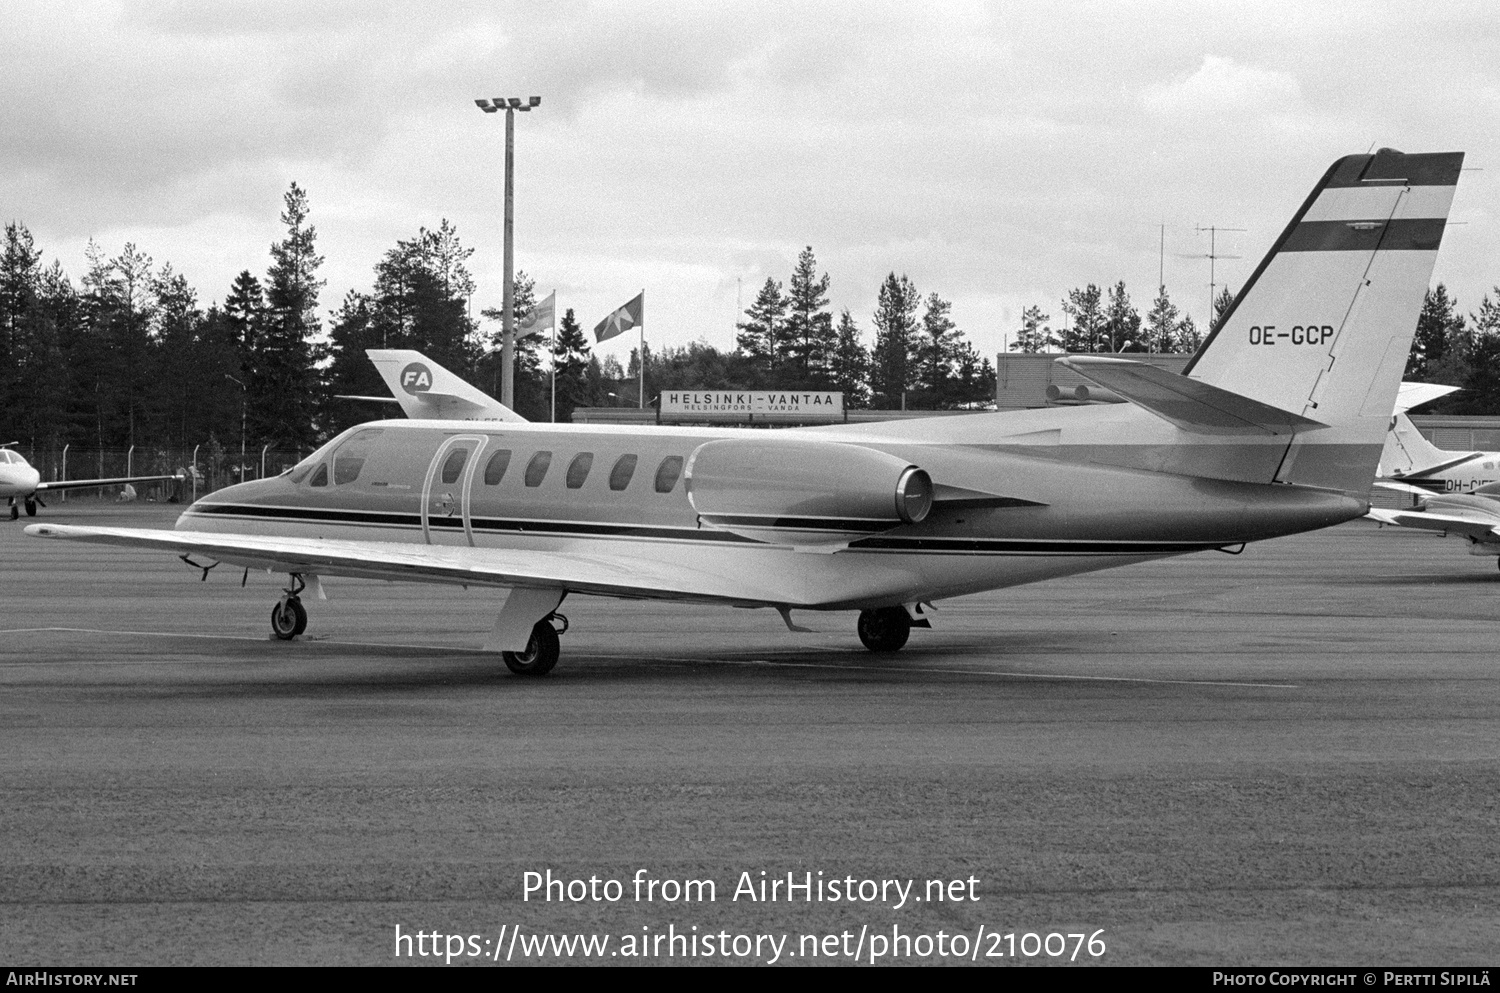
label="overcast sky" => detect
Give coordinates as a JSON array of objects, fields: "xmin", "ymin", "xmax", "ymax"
[{"xmin": 5, "ymin": 0, "xmax": 1499, "ymax": 365}]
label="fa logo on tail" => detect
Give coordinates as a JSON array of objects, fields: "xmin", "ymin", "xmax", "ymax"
[{"xmin": 400, "ymin": 363, "xmax": 433, "ymax": 394}]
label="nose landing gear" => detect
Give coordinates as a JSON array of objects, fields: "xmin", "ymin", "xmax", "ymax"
[{"xmin": 270, "ymin": 574, "xmax": 309, "ymax": 640}]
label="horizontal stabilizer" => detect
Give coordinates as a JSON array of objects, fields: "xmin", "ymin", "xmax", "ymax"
[
  {"xmin": 1059, "ymin": 356, "xmax": 1328, "ymax": 436},
  {"xmin": 1395, "ymin": 381, "xmax": 1460, "ymax": 414},
  {"xmin": 1391, "ymin": 452, "xmax": 1482, "ymax": 479},
  {"xmin": 1366, "ymin": 507, "xmax": 1500, "ymax": 542}
]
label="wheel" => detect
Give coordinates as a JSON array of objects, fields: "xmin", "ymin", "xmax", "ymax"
[
  {"xmin": 24, "ymin": 499, "xmax": 36, "ymax": 517},
  {"xmin": 857, "ymin": 607, "xmax": 912, "ymax": 652},
  {"xmin": 503, "ymin": 619, "xmax": 561, "ymax": 676},
  {"xmin": 7, "ymin": 501, "xmax": 15, "ymax": 521},
  {"xmin": 270, "ymin": 596, "xmax": 307, "ymax": 640}
]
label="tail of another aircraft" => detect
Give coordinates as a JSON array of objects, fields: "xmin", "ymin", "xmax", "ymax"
[
  {"xmin": 1177, "ymin": 149, "xmax": 1464, "ymax": 491},
  {"xmin": 366, "ymin": 349, "xmax": 526, "ymax": 422},
  {"xmin": 1380, "ymin": 411, "xmax": 1475, "ymax": 478}
]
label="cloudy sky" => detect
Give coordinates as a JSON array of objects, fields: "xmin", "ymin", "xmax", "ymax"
[{"xmin": 5, "ymin": 0, "xmax": 1499, "ymax": 365}]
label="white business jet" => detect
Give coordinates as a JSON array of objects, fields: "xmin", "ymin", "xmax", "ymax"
[
  {"xmin": 0, "ymin": 445, "xmax": 182, "ymax": 520},
  {"xmin": 27, "ymin": 149, "xmax": 1464, "ymax": 673}
]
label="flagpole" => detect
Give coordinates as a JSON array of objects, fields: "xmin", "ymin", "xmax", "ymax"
[
  {"xmin": 549, "ymin": 295, "xmax": 558, "ymax": 423},
  {"xmin": 638, "ymin": 288, "xmax": 645, "ymax": 411}
]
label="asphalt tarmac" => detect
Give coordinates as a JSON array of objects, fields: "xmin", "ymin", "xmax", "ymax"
[{"xmin": 1, "ymin": 501, "xmax": 1497, "ymax": 967}]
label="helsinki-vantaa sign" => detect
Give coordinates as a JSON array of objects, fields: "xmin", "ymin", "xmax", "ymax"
[{"xmin": 660, "ymin": 391, "xmax": 845, "ymax": 422}]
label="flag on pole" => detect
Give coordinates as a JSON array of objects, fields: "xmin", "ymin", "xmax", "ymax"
[
  {"xmin": 517, "ymin": 290, "xmax": 555, "ymax": 339},
  {"xmin": 594, "ymin": 291, "xmax": 643, "ymax": 343}
]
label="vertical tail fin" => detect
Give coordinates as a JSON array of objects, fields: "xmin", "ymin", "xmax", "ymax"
[
  {"xmin": 1381, "ymin": 412, "xmax": 1475, "ymax": 478},
  {"xmin": 1182, "ymin": 149, "xmax": 1464, "ymax": 491},
  {"xmin": 366, "ymin": 349, "xmax": 525, "ymax": 422}
]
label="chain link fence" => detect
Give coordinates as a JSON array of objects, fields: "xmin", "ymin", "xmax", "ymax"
[{"xmin": 11, "ymin": 444, "xmax": 309, "ymax": 504}]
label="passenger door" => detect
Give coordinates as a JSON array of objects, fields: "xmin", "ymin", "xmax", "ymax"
[{"xmin": 421, "ymin": 434, "xmax": 488, "ymax": 546}]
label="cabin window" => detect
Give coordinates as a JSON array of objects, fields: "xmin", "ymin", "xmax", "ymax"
[
  {"xmin": 441, "ymin": 448, "xmax": 469, "ymax": 484},
  {"xmin": 609, "ymin": 455, "xmax": 638, "ymax": 491},
  {"xmin": 332, "ymin": 428, "xmax": 383, "ymax": 485},
  {"xmin": 524, "ymin": 451, "xmax": 553, "ymax": 487},
  {"xmin": 483, "ymin": 450, "xmax": 512, "ymax": 485},
  {"xmin": 309, "ymin": 463, "xmax": 328, "ymax": 487},
  {"xmin": 654, "ymin": 455, "xmax": 684, "ymax": 493},
  {"xmin": 566, "ymin": 453, "xmax": 594, "ymax": 489}
]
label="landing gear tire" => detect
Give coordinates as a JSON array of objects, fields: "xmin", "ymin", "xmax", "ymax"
[
  {"xmin": 857, "ymin": 607, "xmax": 912, "ymax": 653},
  {"xmin": 23, "ymin": 498, "xmax": 36, "ymax": 517},
  {"xmin": 503, "ymin": 619, "xmax": 561, "ymax": 676},
  {"xmin": 271, "ymin": 596, "xmax": 307, "ymax": 640},
  {"xmin": 7, "ymin": 499, "xmax": 15, "ymax": 521}
]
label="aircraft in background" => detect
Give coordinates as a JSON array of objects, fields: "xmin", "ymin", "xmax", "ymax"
[
  {"xmin": 336, "ymin": 350, "xmax": 522, "ymax": 422},
  {"xmin": 1377, "ymin": 387, "xmax": 1500, "ymax": 499},
  {"xmin": 26, "ymin": 149, "xmax": 1465, "ymax": 674},
  {"xmin": 0, "ymin": 445, "xmax": 183, "ymax": 520},
  {"xmin": 1366, "ymin": 485, "xmax": 1500, "ymax": 568}
]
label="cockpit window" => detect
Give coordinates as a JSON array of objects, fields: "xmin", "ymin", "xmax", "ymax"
[
  {"xmin": 333, "ymin": 428, "xmax": 383, "ymax": 485},
  {"xmin": 309, "ymin": 463, "xmax": 328, "ymax": 487},
  {"xmin": 0, "ymin": 450, "xmax": 14, "ymax": 464},
  {"xmin": 288, "ymin": 432, "xmax": 350, "ymax": 484}
]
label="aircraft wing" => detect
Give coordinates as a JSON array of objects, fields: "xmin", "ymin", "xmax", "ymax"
[
  {"xmin": 22, "ymin": 523, "xmax": 783, "ymax": 606},
  {"xmin": 1365, "ymin": 507, "xmax": 1500, "ymax": 541},
  {"xmin": 1058, "ymin": 356, "xmax": 1327, "ymax": 436},
  {"xmin": 36, "ymin": 473, "xmax": 183, "ymax": 493}
]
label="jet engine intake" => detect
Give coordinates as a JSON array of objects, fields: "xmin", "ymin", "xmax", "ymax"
[{"xmin": 685, "ymin": 438, "xmax": 932, "ymax": 547}]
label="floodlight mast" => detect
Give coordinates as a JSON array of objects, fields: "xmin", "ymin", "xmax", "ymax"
[{"xmin": 474, "ymin": 95, "xmax": 541, "ymax": 408}]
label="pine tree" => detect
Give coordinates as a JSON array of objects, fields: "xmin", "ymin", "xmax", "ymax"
[
  {"xmin": 552, "ymin": 308, "xmax": 592, "ymax": 422},
  {"xmin": 736, "ymin": 278, "xmax": 786, "ymax": 377},
  {"xmin": 257, "ymin": 182, "xmax": 325, "ymax": 451},
  {"xmin": 1444, "ymin": 292, "xmax": 1500, "ymax": 414},
  {"xmin": 1212, "ymin": 285, "xmax": 1236, "ymax": 332},
  {"xmin": 870, "ymin": 273, "xmax": 919, "ymax": 408},
  {"xmin": 0, "ymin": 223, "xmax": 43, "ymax": 446},
  {"xmin": 1176, "ymin": 313, "xmax": 1203, "ymax": 353},
  {"xmin": 829, "ymin": 309, "xmax": 869, "ymax": 408},
  {"xmin": 783, "ymin": 247, "xmax": 834, "ymax": 386},
  {"xmin": 916, "ymin": 292, "xmax": 962, "ymax": 407},
  {"xmin": 1407, "ymin": 284, "xmax": 1466, "ymax": 382},
  {"xmin": 1061, "ymin": 284, "xmax": 1105, "ymax": 352},
  {"xmin": 1143, "ymin": 285, "xmax": 1181, "ymax": 353},
  {"xmin": 1013, "ymin": 305, "xmax": 1055, "ymax": 353},
  {"xmin": 1104, "ymin": 280, "xmax": 1141, "ymax": 352}
]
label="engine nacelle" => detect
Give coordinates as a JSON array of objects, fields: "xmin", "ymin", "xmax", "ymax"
[{"xmin": 685, "ymin": 438, "xmax": 932, "ymax": 547}]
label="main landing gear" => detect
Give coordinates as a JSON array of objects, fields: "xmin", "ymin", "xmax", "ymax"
[
  {"xmin": 270, "ymin": 575, "xmax": 309, "ymax": 640},
  {"xmin": 857, "ymin": 606, "xmax": 912, "ymax": 653},
  {"xmin": 503, "ymin": 613, "xmax": 568, "ymax": 676}
]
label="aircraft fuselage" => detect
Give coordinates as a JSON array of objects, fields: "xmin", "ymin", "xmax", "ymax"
[{"xmin": 178, "ymin": 417, "xmax": 1365, "ymax": 611}]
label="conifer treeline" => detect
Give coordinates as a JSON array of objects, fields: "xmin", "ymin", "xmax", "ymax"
[
  {"xmin": 0, "ymin": 188, "xmax": 999, "ymax": 460},
  {"xmin": 7, "ymin": 184, "xmax": 1496, "ymax": 464}
]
